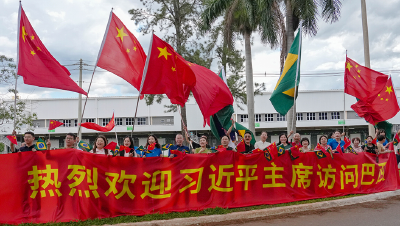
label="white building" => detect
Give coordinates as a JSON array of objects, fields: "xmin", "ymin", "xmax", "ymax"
[{"xmin": 2, "ymin": 89, "xmax": 400, "ymax": 150}]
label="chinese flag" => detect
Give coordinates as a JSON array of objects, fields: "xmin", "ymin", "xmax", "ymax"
[
  {"xmin": 140, "ymin": 34, "xmax": 196, "ymax": 107},
  {"xmin": 351, "ymin": 77, "xmax": 400, "ymax": 125},
  {"xmin": 236, "ymin": 140, "xmax": 245, "ymax": 153},
  {"xmin": 343, "ymin": 137, "xmax": 351, "ymax": 149},
  {"xmin": 48, "ymin": 120, "xmax": 64, "ymax": 130},
  {"xmin": 344, "ymin": 57, "xmax": 388, "ymax": 102},
  {"xmin": 104, "ymin": 141, "xmax": 118, "ymax": 150},
  {"xmin": 6, "ymin": 135, "xmax": 18, "ymax": 145},
  {"xmin": 96, "ymin": 12, "xmax": 146, "ymax": 90},
  {"xmin": 265, "ymin": 142, "xmax": 278, "ymax": 159},
  {"xmin": 336, "ymin": 144, "xmax": 344, "ymax": 156},
  {"xmin": 252, "ymin": 148, "xmax": 264, "ymax": 153},
  {"xmin": 17, "ymin": 5, "xmax": 87, "ymax": 95},
  {"xmin": 80, "ymin": 113, "xmax": 115, "ymax": 132},
  {"xmin": 289, "ymin": 145, "xmax": 301, "ymax": 158},
  {"xmin": 315, "ymin": 143, "xmax": 329, "ymax": 155}
]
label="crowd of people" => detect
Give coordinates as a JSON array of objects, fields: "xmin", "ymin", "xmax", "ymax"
[{"xmin": 8, "ymin": 126, "xmax": 400, "ymax": 164}]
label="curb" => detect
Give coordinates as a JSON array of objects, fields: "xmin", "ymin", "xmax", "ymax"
[{"xmin": 109, "ymin": 190, "xmax": 400, "ymax": 226}]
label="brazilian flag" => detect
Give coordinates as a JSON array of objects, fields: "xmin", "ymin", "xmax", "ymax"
[
  {"xmin": 135, "ymin": 145, "xmax": 145, "ymax": 157},
  {"xmin": 78, "ymin": 140, "xmax": 92, "ymax": 152},
  {"xmin": 162, "ymin": 143, "xmax": 172, "ymax": 150},
  {"xmin": 35, "ymin": 138, "xmax": 47, "ymax": 150},
  {"xmin": 270, "ymin": 28, "xmax": 302, "ymax": 115},
  {"xmin": 326, "ymin": 146, "xmax": 334, "ymax": 159},
  {"xmin": 264, "ymin": 151, "xmax": 273, "ymax": 161},
  {"xmin": 315, "ymin": 151, "xmax": 327, "ymax": 159},
  {"xmin": 277, "ymin": 146, "xmax": 285, "ymax": 156},
  {"xmin": 347, "ymin": 146, "xmax": 358, "ymax": 155}
]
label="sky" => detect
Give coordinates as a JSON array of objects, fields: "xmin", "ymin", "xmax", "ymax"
[{"xmin": 1, "ymin": 0, "xmax": 400, "ymax": 100}]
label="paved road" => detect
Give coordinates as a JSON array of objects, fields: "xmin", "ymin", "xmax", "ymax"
[{"xmin": 216, "ymin": 196, "xmax": 400, "ymax": 226}]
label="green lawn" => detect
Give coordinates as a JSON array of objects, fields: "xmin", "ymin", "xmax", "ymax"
[{"xmin": 9, "ymin": 194, "xmax": 363, "ymax": 226}]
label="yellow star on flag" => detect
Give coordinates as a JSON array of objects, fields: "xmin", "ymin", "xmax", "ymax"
[
  {"xmin": 116, "ymin": 26, "xmax": 128, "ymax": 42},
  {"xmin": 37, "ymin": 46, "xmax": 41, "ymax": 51},
  {"xmin": 30, "ymin": 50, "xmax": 35, "ymax": 56},
  {"xmin": 133, "ymin": 46, "xmax": 137, "ymax": 51},
  {"xmin": 357, "ymin": 70, "xmax": 361, "ymax": 73},
  {"xmin": 355, "ymin": 65, "xmax": 358, "ymax": 68},
  {"xmin": 22, "ymin": 26, "xmax": 27, "ymax": 42},
  {"xmin": 126, "ymin": 48, "xmax": 130, "ymax": 53},
  {"xmin": 171, "ymin": 67, "xmax": 176, "ymax": 71},
  {"xmin": 31, "ymin": 35, "xmax": 34, "ymax": 40},
  {"xmin": 346, "ymin": 62, "xmax": 353, "ymax": 71},
  {"xmin": 385, "ymin": 86, "xmax": 393, "ymax": 95},
  {"xmin": 157, "ymin": 47, "xmax": 171, "ymax": 60}
]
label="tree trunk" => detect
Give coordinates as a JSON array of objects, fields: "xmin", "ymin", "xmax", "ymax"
[
  {"xmin": 285, "ymin": 0, "xmax": 296, "ymax": 134},
  {"xmin": 244, "ymin": 31, "xmax": 255, "ymax": 134}
]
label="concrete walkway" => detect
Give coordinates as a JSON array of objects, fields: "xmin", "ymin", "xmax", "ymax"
[{"xmin": 107, "ymin": 190, "xmax": 400, "ymax": 226}]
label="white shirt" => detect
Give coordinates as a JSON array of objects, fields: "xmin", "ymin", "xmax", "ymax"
[
  {"xmin": 90, "ymin": 148, "xmax": 112, "ymax": 155},
  {"xmin": 254, "ymin": 141, "xmax": 271, "ymax": 150}
]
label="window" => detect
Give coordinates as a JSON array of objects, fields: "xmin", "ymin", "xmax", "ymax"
[
  {"xmin": 319, "ymin": 112, "xmax": 328, "ymax": 120},
  {"xmin": 62, "ymin": 119, "xmax": 71, "ymax": 127},
  {"xmin": 265, "ymin": 114, "xmax": 274, "ymax": 122},
  {"xmin": 102, "ymin": 118, "xmax": 111, "ymax": 126},
  {"xmin": 332, "ymin": 112, "xmax": 340, "ymax": 119},
  {"xmin": 126, "ymin": 118, "xmax": 134, "ymax": 125},
  {"xmin": 240, "ymin": 115, "xmax": 248, "ymax": 122},
  {"xmin": 85, "ymin": 118, "xmax": 95, "ymax": 123},
  {"xmin": 255, "ymin": 114, "xmax": 262, "ymax": 122},
  {"xmin": 277, "ymin": 114, "xmax": 286, "ymax": 121},
  {"xmin": 115, "ymin": 118, "xmax": 123, "ymax": 126},
  {"xmin": 138, "ymin": 117, "xmax": 147, "ymax": 125},
  {"xmin": 306, "ymin": 113, "xmax": 315, "ymax": 121},
  {"xmin": 161, "ymin": 119, "xmax": 165, "ymax": 123},
  {"xmin": 74, "ymin": 119, "xmax": 78, "ymax": 127},
  {"xmin": 296, "ymin": 113, "xmax": 303, "ymax": 121}
]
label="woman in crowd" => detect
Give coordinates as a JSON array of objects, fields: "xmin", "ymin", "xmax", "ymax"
[
  {"xmin": 277, "ymin": 133, "xmax": 292, "ymax": 150},
  {"xmin": 362, "ymin": 136, "xmax": 377, "ymax": 154},
  {"xmin": 91, "ymin": 135, "xmax": 112, "ymax": 155},
  {"xmin": 143, "ymin": 134, "xmax": 162, "ymax": 158},
  {"xmin": 220, "ymin": 135, "xmax": 235, "ymax": 151},
  {"xmin": 120, "ymin": 136, "xmax": 138, "ymax": 157},
  {"xmin": 351, "ymin": 137, "xmax": 363, "ymax": 153},
  {"xmin": 374, "ymin": 129, "xmax": 389, "ymax": 146},
  {"xmin": 299, "ymin": 137, "xmax": 311, "ymax": 153},
  {"xmin": 193, "ymin": 136, "xmax": 212, "ymax": 154},
  {"xmin": 319, "ymin": 135, "xmax": 332, "ymax": 150}
]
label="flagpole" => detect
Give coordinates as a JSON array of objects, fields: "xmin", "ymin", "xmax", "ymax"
[
  {"xmin": 344, "ymin": 50, "xmax": 347, "ymax": 134},
  {"xmin": 131, "ymin": 31, "xmax": 154, "ymax": 136},
  {"xmin": 291, "ymin": 25, "xmax": 302, "ymax": 132},
  {"xmin": 14, "ymin": 2, "xmax": 22, "ymax": 133},
  {"xmin": 77, "ymin": 8, "xmax": 113, "ymax": 136},
  {"xmin": 113, "ymin": 112, "xmax": 118, "ymax": 146}
]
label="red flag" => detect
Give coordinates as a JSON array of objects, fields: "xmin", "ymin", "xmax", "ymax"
[
  {"xmin": 80, "ymin": 113, "xmax": 115, "ymax": 132},
  {"xmin": 315, "ymin": 143, "xmax": 329, "ymax": 155},
  {"xmin": 6, "ymin": 136, "xmax": 17, "ymax": 145},
  {"xmin": 189, "ymin": 64, "xmax": 233, "ymax": 123},
  {"xmin": 388, "ymin": 142, "xmax": 394, "ymax": 151},
  {"xmin": 344, "ymin": 57, "xmax": 388, "ymax": 101},
  {"xmin": 252, "ymin": 148, "xmax": 265, "ymax": 153},
  {"xmin": 351, "ymin": 77, "xmax": 400, "ymax": 124},
  {"xmin": 118, "ymin": 145, "xmax": 130, "ymax": 153},
  {"xmin": 266, "ymin": 142, "xmax": 278, "ymax": 159},
  {"xmin": 336, "ymin": 144, "xmax": 344, "ymax": 156},
  {"xmin": 96, "ymin": 12, "xmax": 146, "ymax": 90},
  {"xmin": 104, "ymin": 141, "xmax": 117, "ymax": 150},
  {"xmin": 372, "ymin": 137, "xmax": 377, "ymax": 145},
  {"xmin": 147, "ymin": 143, "xmax": 156, "ymax": 151},
  {"xmin": 140, "ymin": 34, "xmax": 196, "ymax": 106},
  {"xmin": 48, "ymin": 120, "xmax": 64, "ymax": 130},
  {"xmin": 289, "ymin": 145, "xmax": 301, "ymax": 158},
  {"xmin": 344, "ymin": 137, "xmax": 351, "ymax": 149},
  {"xmin": 236, "ymin": 140, "xmax": 245, "ymax": 153},
  {"xmin": 17, "ymin": 5, "xmax": 87, "ymax": 95},
  {"xmin": 170, "ymin": 149, "xmax": 186, "ymax": 159}
]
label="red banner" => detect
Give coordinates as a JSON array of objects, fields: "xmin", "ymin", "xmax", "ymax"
[{"xmin": 0, "ymin": 150, "xmax": 399, "ymax": 224}]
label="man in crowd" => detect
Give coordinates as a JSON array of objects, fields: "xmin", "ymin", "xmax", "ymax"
[
  {"xmin": 327, "ymin": 130, "xmax": 345, "ymax": 150},
  {"xmin": 169, "ymin": 133, "xmax": 190, "ymax": 157},
  {"xmin": 287, "ymin": 130, "xmax": 301, "ymax": 146},
  {"xmin": 254, "ymin": 131, "xmax": 270, "ymax": 150},
  {"xmin": 47, "ymin": 133, "xmax": 79, "ymax": 149},
  {"xmin": 242, "ymin": 131, "xmax": 255, "ymax": 154},
  {"xmin": 10, "ymin": 130, "xmax": 37, "ymax": 152}
]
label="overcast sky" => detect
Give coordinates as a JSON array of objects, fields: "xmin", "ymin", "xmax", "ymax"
[{"xmin": 1, "ymin": 0, "xmax": 400, "ymax": 100}]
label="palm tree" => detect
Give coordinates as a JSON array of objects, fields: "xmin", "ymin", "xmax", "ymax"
[
  {"xmin": 202, "ymin": 0, "xmax": 282, "ymax": 134},
  {"xmin": 283, "ymin": 0, "xmax": 342, "ymax": 133}
]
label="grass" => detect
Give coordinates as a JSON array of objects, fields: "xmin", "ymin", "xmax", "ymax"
[{"xmin": 8, "ymin": 194, "xmax": 364, "ymax": 226}]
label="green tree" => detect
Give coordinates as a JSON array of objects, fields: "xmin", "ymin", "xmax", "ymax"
[
  {"xmin": 201, "ymin": 0, "xmax": 282, "ymax": 133},
  {"xmin": 0, "ymin": 55, "xmax": 37, "ymax": 132},
  {"xmin": 283, "ymin": 0, "xmax": 342, "ymax": 133}
]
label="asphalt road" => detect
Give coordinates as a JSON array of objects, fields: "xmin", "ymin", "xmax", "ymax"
[{"xmin": 213, "ymin": 196, "xmax": 400, "ymax": 226}]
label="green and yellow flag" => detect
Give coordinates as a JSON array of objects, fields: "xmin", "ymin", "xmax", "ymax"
[
  {"xmin": 78, "ymin": 140, "xmax": 92, "ymax": 152},
  {"xmin": 270, "ymin": 28, "xmax": 302, "ymax": 115},
  {"xmin": 35, "ymin": 138, "xmax": 47, "ymax": 151}
]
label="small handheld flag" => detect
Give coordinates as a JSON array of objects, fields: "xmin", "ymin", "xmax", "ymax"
[
  {"xmin": 347, "ymin": 145, "xmax": 358, "ymax": 155},
  {"xmin": 326, "ymin": 146, "xmax": 334, "ymax": 159},
  {"xmin": 104, "ymin": 141, "xmax": 118, "ymax": 151},
  {"xmin": 78, "ymin": 140, "xmax": 92, "ymax": 152},
  {"xmin": 315, "ymin": 151, "xmax": 327, "ymax": 159},
  {"xmin": 35, "ymin": 138, "xmax": 47, "ymax": 150},
  {"xmin": 6, "ymin": 135, "xmax": 17, "ymax": 145},
  {"xmin": 277, "ymin": 146, "xmax": 285, "ymax": 156},
  {"xmin": 48, "ymin": 120, "xmax": 64, "ymax": 130},
  {"xmin": 393, "ymin": 133, "xmax": 400, "ymax": 146},
  {"xmin": 135, "ymin": 145, "xmax": 145, "ymax": 157},
  {"xmin": 162, "ymin": 143, "xmax": 172, "ymax": 150},
  {"xmin": 289, "ymin": 145, "xmax": 300, "ymax": 160}
]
